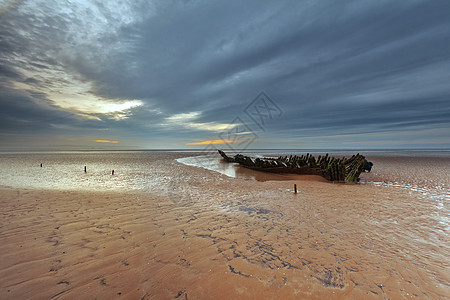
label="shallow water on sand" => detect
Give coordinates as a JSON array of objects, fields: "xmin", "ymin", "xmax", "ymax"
[{"xmin": 0, "ymin": 150, "xmax": 449, "ymax": 299}]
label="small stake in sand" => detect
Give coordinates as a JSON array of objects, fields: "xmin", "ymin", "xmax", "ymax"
[
  {"xmin": 294, "ymin": 184, "xmax": 297, "ymax": 194},
  {"xmin": 112, "ymin": 170, "xmax": 114, "ymax": 175},
  {"xmin": 40, "ymin": 163, "xmax": 42, "ymax": 167},
  {"xmin": 84, "ymin": 166, "xmax": 87, "ymax": 173}
]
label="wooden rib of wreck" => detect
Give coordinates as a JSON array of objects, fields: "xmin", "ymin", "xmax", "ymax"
[{"xmin": 218, "ymin": 150, "xmax": 373, "ymax": 183}]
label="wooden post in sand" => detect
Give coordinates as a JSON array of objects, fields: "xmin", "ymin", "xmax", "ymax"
[
  {"xmin": 112, "ymin": 170, "xmax": 114, "ymax": 175},
  {"xmin": 84, "ymin": 166, "xmax": 87, "ymax": 173},
  {"xmin": 40, "ymin": 163, "xmax": 42, "ymax": 167},
  {"xmin": 294, "ymin": 184, "xmax": 297, "ymax": 194}
]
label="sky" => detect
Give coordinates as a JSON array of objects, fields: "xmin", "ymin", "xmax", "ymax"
[{"xmin": 1, "ymin": 0, "xmax": 449, "ymax": 150}]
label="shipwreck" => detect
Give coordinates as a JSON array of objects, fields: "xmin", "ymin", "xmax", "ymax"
[{"xmin": 218, "ymin": 150, "xmax": 373, "ymax": 183}]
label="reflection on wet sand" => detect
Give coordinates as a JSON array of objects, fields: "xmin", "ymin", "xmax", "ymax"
[
  {"xmin": 234, "ymin": 164, "xmax": 329, "ymax": 182},
  {"xmin": 180, "ymin": 156, "xmax": 328, "ymax": 182}
]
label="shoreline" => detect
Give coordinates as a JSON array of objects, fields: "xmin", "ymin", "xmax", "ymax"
[{"xmin": 1, "ymin": 167, "xmax": 449, "ymax": 299}]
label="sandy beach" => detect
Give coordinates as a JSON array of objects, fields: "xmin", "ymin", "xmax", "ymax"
[{"xmin": 1, "ymin": 153, "xmax": 448, "ymax": 299}]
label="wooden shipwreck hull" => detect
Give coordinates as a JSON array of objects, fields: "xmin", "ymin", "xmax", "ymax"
[{"xmin": 218, "ymin": 150, "xmax": 372, "ymax": 183}]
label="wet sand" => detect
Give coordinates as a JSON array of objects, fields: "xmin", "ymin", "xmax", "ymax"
[{"xmin": 0, "ymin": 160, "xmax": 449, "ymax": 299}]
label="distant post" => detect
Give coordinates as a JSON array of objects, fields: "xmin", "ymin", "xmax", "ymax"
[
  {"xmin": 84, "ymin": 166, "xmax": 87, "ymax": 173},
  {"xmin": 112, "ymin": 170, "xmax": 114, "ymax": 175},
  {"xmin": 294, "ymin": 184, "xmax": 297, "ymax": 194},
  {"xmin": 40, "ymin": 163, "xmax": 42, "ymax": 167}
]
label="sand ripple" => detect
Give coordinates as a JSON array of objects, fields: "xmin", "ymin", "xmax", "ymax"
[{"xmin": 0, "ymin": 153, "xmax": 449, "ymax": 299}]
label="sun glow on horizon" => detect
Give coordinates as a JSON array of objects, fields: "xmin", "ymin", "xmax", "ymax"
[
  {"xmin": 186, "ymin": 139, "xmax": 236, "ymax": 145},
  {"xmin": 94, "ymin": 140, "xmax": 118, "ymax": 143}
]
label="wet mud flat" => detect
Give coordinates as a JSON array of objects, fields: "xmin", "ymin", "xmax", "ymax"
[{"xmin": 0, "ymin": 158, "xmax": 449, "ymax": 299}]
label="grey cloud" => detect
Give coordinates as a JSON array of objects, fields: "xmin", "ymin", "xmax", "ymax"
[
  {"xmin": 1, "ymin": 0, "xmax": 449, "ymax": 148},
  {"xmin": 0, "ymin": 88, "xmax": 76, "ymax": 132}
]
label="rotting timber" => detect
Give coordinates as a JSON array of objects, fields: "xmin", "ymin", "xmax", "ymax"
[{"xmin": 218, "ymin": 150, "xmax": 372, "ymax": 183}]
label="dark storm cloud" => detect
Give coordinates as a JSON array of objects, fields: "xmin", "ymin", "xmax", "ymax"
[
  {"xmin": 81, "ymin": 1, "xmax": 450, "ymax": 124},
  {"xmin": 0, "ymin": 0, "xmax": 449, "ymax": 148}
]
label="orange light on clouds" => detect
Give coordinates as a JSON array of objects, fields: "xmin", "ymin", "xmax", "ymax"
[
  {"xmin": 186, "ymin": 139, "xmax": 235, "ymax": 145},
  {"xmin": 94, "ymin": 139, "xmax": 118, "ymax": 143}
]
